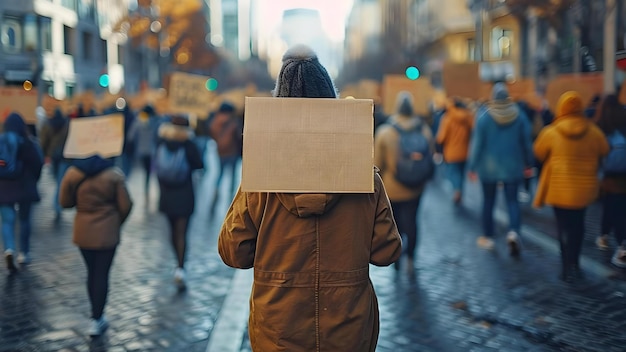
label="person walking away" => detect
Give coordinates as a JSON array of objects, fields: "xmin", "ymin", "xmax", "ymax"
[
  {"xmin": 533, "ymin": 91, "xmax": 609, "ymax": 281},
  {"xmin": 39, "ymin": 107, "xmax": 69, "ymax": 223},
  {"xmin": 59, "ymin": 154, "xmax": 133, "ymax": 337},
  {"xmin": 208, "ymin": 102, "xmax": 243, "ymax": 217},
  {"xmin": 0, "ymin": 112, "xmax": 44, "ymax": 272},
  {"xmin": 516, "ymin": 100, "xmax": 545, "ymax": 202},
  {"xmin": 593, "ymin": 95, "xmax": 626, "ymax": 267},
  {"xmin": 119, "ymin": 105, "xmax": 138, "ymax": 177},
  {"xmin": 154, "ymin": 115, "xmax": 203, "ymax": 290},
  {"xmin": 375, "ymin": 91, "xmax": 435, "ymax": 272},
  {"xmin": 436, "ymin": 98, "xmax": 474, "ymax": 204},
  {"xmin": 468, "ymin": 83, "xmax": 533, "ymax": 256},
  {"xmin": 135, "ymin": 105, "xmax": 159, "ymax": 200},
  {"xmin": 218, "ymin": 44, "xmax": 401, "ymax": 352}
]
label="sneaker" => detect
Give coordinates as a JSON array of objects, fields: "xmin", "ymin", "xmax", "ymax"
[
  {"xmin": 5, "ymin": 250, "xmax": 17, "ymax": 273},
  {"xmin": 611, "ymin": 247, "xmax": 626, "ymax": 268},
  {"xmin": 518, "ymin": 191, "xmax": 531, "ymax": 203},
  {"xmin": 87, "ymin": 316, "xmax": 109, "ymax": 337},
  {"xmin": 506, "ymin": 231, "xmax": 521, "ymax": 257},
  {"xmin": 174, "ymin": 268, "xmax": 186, "ymax": 290},
  {"xmin": 17, "ymin": 252, "xmax": 30, "ymax": 264},
  {"xmin": 453, "ymin": 191, "xmax": 462, "ymax": 205},
  {"xmin": 477, "ymin": 236, "xmax": 495, "ymax": 250},
  {"xmin": 596, "ymin": 235, "xmax": 610, "ymax": 251}
]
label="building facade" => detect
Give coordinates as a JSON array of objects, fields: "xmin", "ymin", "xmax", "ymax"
[{"xmin": 0, "ymin": 0, "xmax": 126, "ymax": 100}]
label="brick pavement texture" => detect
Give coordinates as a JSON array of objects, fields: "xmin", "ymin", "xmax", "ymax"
[{"xmin": 2, "ymin": 152, "xmax": 626, "ymax": 352}]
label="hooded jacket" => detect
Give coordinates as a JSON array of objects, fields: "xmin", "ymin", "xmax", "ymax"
[
  {"xmin": 374, "ymin": 94, "xmax": 435, "ymax": 201},
  {"xmin": 468, "ymin": 85, "xmax": 533, "ymax": 182},
  {"xmin": 59, "ymin": 156, "xmax": 133, "ymax": 249},
  {"xmin": 436, "ymin": 103, "xmax": 474, "ymax": 163},
  {"xmin": 533, "ymin": 92, "xmax": 610, "ymax": 209},
  {"xmin": 0, "ymin": 113, "xmax": 44, "ymax": 204},
  {"xmin": 156, "ymin": 122, "xmax": 204, "ymax": 217},
  {"xmin": 218, "ymin": 171, "xmax": 401, "ymax": 352}
]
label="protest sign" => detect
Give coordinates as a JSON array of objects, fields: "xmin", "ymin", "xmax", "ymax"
[
  {"xmin": 168, "ymin": 72, "xmax": 214, "ymax": 117},
  {"xmin": 63, "ymin": 114, "xmax": 124, "ymax": 159},
  {"xmin": 0, "ymin": 87, "xmax": 38, "ymax": 124},
  {"xmin": 242, "ymin": 97, "xmax": 374, "ymax": 193},
  {"xmin": 545, "ymin": 73, "xmax": 603, "ymax": 112}
]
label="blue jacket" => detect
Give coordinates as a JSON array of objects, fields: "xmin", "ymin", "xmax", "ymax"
[
  {"xmin": 468, "ymin": 102, "xmax": 533, "ymax": 183},
  {"xmin": 0, "ymin": 113, "xmax": 44, "ymax": 204}
]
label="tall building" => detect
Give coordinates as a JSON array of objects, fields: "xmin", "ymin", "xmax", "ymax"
[
  {"xmin": 207, "ymin": 0, "xmax": 251, "ymax": 61},
  {"xmin": 0, "ymin": 0, "xmax": 127, "ymax": 99}
]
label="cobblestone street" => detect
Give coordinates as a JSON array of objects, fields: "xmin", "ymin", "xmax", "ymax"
[{"xmin": 1, "ymin": 143, "xmax": 626, "ymax": 352}]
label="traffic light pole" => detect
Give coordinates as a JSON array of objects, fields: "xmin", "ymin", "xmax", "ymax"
[{"xmin": 604, "ymin": 0, "xmax": 617, "ymax": 94}]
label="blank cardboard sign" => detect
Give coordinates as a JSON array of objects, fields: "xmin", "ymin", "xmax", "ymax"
[{"xmin": 242, "ymin": 97, "xmax": 374, "ymax": 193}]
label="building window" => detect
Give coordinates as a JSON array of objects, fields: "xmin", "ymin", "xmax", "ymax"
[
  {"xmin": 79, "ymin": 0, "xmax": 96, "ymax": 21},
  {"xmin": 82, "ymin": 31, "xmax": 93, "ymax": 60},
  {"xmin": 101, "ymin": 39, "xmax": 107, "ymax": 64},
  {"xmin": 64, "ymin": 25, "xmax": 74, "ymax": 55},
  {"xmin": 40, "ymin": 17, "xmax": 52, "ymax": 52},
  {"xmin": 467, "ymin": 38, "xmax": 476, "ymax": 61},
  {"xmin": 24, "ymin": 15, "xmax": 37, "ymax": 52},
  {"xmin": 62, "ymin": 0, "xmax": 77, "ymax": 10},
  {"xmin": 491, "ymin": 26, "xmax": 512, "ymax": 60},
  {"xmin": 1, "ymin": 19, "xmax": 22, "ymax": 54},
  {"xmin": 66, "ymin": 83, "xmax": 75, "ymax": 98}
]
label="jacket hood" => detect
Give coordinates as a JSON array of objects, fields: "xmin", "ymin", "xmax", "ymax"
[
  {"xmin": 276, "ymin": 193, "xmax": 342, "ymax": 218},
  {"xmin": 158, "ymin": 122, "xmax": 194, "ymax": 141},
  {"xmin": 486, "ymin": 100, "xmax": 519, "ymax": 125},
  {"xmin": 3, "ymin": 112, "xmax": 26, "ymax": 137},
  {"xmin": 71, "ymin": 155, "xmax": 114, "ymax": 176},
  {"xmin": 555, "ymin": 91, "xmax": 584, "ymax": 121},
  {"xmin": 553, "ymin": 91, "xmax": 590, "ymax": 139},
  {"xmin": 49, "ymin": 108, "xmax": 67, "ymax": 130},
  {"xmin": 395, "ymin": 91, "xmax": 414, "ymax": 117}
]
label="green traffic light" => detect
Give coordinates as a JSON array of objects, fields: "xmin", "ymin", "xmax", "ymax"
[
  {"xmin": 405, "ymin": 66, "xmax": 420, "ymax": 80},
  {"xmin": 99, "ymin": 74, "xmax": 110, "ymax": 88},
  {"xmin": 206, "ymin": 78, "xmax": 218, "ymax": 91}
]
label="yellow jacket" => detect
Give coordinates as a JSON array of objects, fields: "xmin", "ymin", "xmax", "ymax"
[
  {"xmin": 436, "ymin": 105, "xmax": 474, "ymax": 163},
  {"xmin": 533, "ymin": 92, "xmax": 610, "ymax": 209}
]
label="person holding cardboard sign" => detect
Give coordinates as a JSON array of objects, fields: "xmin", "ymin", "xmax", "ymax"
[{"xmin": 218, "ymin": 45, "xmax": 401, "ymax": 352}]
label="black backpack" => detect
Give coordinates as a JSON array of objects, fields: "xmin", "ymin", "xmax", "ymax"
[{"xmin": 391, "ymin": 122, "xmax": 434, "ymax": 188}]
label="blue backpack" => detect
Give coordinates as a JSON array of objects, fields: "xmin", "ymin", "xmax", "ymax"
[
  {"xmin": 154, "ymin": 143, "xmax": 190, "ymax": 184},
  {"xmin": 0, "ymin": 132, "xmax": 23, "ymax": 179},
  {"xmin": 391, "ymin": 122, "xmax": 434, "ymax": 188},
  {"xmin": 604, "ymin": 130, "xmax": 626, "ymax": 173}
]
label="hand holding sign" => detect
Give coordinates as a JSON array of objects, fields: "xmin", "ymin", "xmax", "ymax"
[{"xmin": 63, "ymin": 114, "xmax": 124, "ymax": 159}]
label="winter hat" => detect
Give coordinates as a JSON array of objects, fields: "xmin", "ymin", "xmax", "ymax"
[
  {"xmin": 3, "ymin": 112, "xmax": 27, "ymax": 137},
  {"xmin": 492, "ymin": 82, "xmax": 510, "ymax": 102},
  {"xmin": 171, "ymin": 114, "xmax": 190, "ymax": 127},
  {"xmin": 395, "ymin": 91, "xmax": 415, "ymax": 117},
  {"xmin": 273, "ymin": 44, "xmax": 337, "ymax": 98},
  {"xmin": 218, "ymin": 101, "xmax": 236, "ymax": 113}
]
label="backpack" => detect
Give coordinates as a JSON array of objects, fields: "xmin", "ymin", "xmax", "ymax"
[
  {"xmin": 391, "ymin": 122, "xmax": 434, "ymax": 188},
  {"xmin": 154, "ymin": 143, "xmax": 190, "ymax": 184},
  {"xmin": 604, "ymin": 130, "xmax": 626, "ymax": 173},
  {"xmin": 0, "ymin": 132, "xmax": 23, "ymax": 179}
]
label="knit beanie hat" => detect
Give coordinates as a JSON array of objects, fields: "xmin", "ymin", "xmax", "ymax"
[
  {"xmin": 492, "ymin": 82, "xmax": 510, "ymax": 102},
  {"xmin": 395, "ymin": 91, "xmax": 414, "ymax": 117},
  {"xmin": 218, "ymin": 101, "xmax": 236, "ymax": 113},
  {"xmin": 273, "ymin": 44, "xmax": 337, "ymax": 98}
]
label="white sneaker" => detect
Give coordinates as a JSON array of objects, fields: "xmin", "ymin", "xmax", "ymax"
[
  {"xmin": 477, "ymin": 236, "xmax": 495, "ymax": 250},
  {"xmin": 596, "ymin": 235, "xmax": 610, "ymax": 251},
  {"xmin": 611, "ymin": 247, "xmax": 626, "ymax": 268},
  {"xmin": 174, "ymin": 268, "xmax": 186, "ymax": 290},
  {"xmin": 506, "ymin": 231, "xmax": 521, "ymax": 257},
  {"xmin": 87, "ymin": 316, "xmax": 109, "ymax": 337},
  {"xmin": 17, "ymin": 252, "xmax": 31, "ymax": 264},
  {"xmin": 518, "ymin": 191, "xmax": 531, "ymax": 203}
]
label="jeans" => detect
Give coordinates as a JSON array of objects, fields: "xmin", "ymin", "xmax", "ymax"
[
  {"xmin": 52, "ymin": 159, "xmax": 70, "ymax": 215},
  {"xmin": 0, "ymin": 205, "xmax": 16, "ymax": 252},
  {"xmin": 80, "ymin": 247, "xmax": 117, "ymax": 320},
  {"xmin": 17, "ymin": 202, "xmax": 32, "ymax": 254},
  {"xmin": 553, "ymin": 207, "xmax": 586, "ymax": 270},
  {"xmin": 481, "ymin": 181, "xmax": 521, "ymax": 238},
  {"xmin": 446, "ymin": 162, "xmax": 466, "ymax": 193},
  {"xmin": 391, "ymin": 196, "xmax": 422, "ymax": 260},
  {"xmin": 140, "ymin": 155, "xmax": 152, "ymax": 193},
  {"xmin": 601, "ymin": 193, "xmax": 626, "ymax": 246},
  {"xmin": 120, "ymin": 153, "xmax": 134, "ymax": 177},
  {"xmin": 216, "ymin": 156, "xmax": 240, "ymax": 200}
]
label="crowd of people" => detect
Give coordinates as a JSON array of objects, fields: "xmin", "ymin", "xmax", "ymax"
[
  {"xmin": 1, "ymin": 44, "xmax": 625, "ymax": 350},
  {"xmin": 0, "ymin": 97, "xmax": 243, "ymax": 337}
]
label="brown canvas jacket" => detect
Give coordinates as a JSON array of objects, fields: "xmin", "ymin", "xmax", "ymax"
[
  {"xmin": 59, "ymin": 166, "xmax": 133, "ymax": 249},
  {"xmin": 218, "ymin": 171, "xmax": 401, "ymax": 352}
]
